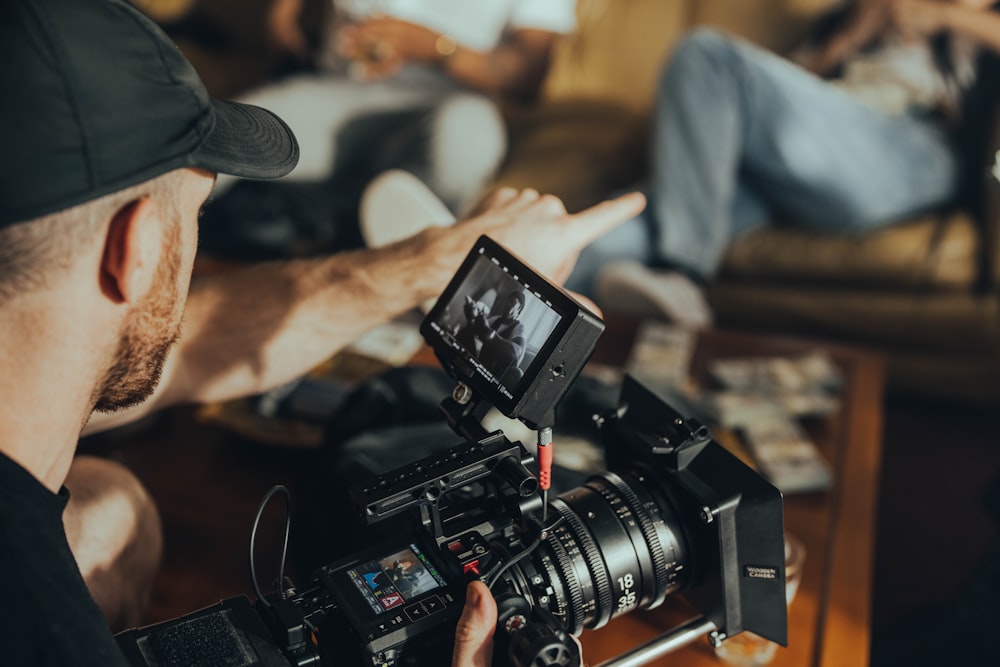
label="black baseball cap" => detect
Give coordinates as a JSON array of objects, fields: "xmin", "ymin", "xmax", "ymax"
[{"xmin": 0, "ymin": 0, "xmax": 299, "ymax": 227}]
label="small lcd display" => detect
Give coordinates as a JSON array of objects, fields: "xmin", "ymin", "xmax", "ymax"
[
  {"xmin": 344, "ymin": 545, "xmax": 448, "ymax": 616},
  {"xmin": 424, "ymin": 250, "xmax": 563, "ymax": 402}
]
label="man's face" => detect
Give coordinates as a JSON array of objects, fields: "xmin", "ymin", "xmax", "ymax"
[
  {"xmin": 503, "ymin": 294, "xmax": 523, "ymax": 320},
  {"xmin": 93, "ymin": 169, "xmax": 213, "ymax": 412}
]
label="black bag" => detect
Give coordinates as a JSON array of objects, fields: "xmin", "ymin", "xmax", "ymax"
[
  {"xmin": 199, "ymin": 179, "xmax": 364, "ymax": 261},
  {"xmin": 291, "ymin": 365, "xmax": 620, "ymax": 574}
]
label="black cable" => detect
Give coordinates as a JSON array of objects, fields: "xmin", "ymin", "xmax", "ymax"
[
  {"xmin": 249, "ymin": 484, "xmax": 293, "ymax": 608},
  {"xmin": 485, "ymin": 516, "xmax": 563, "ymax": 589}
]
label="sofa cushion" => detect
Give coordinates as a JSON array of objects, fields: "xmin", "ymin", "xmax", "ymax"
[
  {"xmin": 707, "ymin": 284, "xmax": 1000, "ymax": 403},
  {"xmin": 492, "ymin": 100, "xmax": 647, "ymax": 212},
  {"xmin": 541, "ymin": 0, "xmax": 685, "ymax": 113},
  {"xmin": 541, "ymin": 0, "xmax": 839, "ymax": 113},
  {"xmin": 719, "ymin": 213, "xmax": 979, "ymax": 290}
]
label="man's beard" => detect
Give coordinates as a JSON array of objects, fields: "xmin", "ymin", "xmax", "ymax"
[{"xmin": 92, "ymin": 228, "xmax": 184, "ymax": 413}]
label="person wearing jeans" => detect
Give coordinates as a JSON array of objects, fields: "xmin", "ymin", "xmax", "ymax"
[{"xmin": 565, "ymin": 0, "xmax": 1000, "ymax": 328}]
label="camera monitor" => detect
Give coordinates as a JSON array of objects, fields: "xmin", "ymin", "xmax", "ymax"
[
  {"xmin": 420, "ymin": 236, "xmax": 604, "ymax": 429},
  {"xmin": 342, "ymin": 544, "xmax": 448, "ymax": 617}
]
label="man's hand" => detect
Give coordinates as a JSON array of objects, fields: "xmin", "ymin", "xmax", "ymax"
[
  {"xmin": 337, "ymin": 17, "xmax": 440, "ymax": 80},
  {"xmin": 802, "ymin": 0, "xmax": 892, "ymax": 76},
  {"xmin": 452, "ymin": 580, "xmax": 498, "ymax": 667},
  {"xmin": 443, "ymin": 188, "xmax": 647, "ymax": 289}
]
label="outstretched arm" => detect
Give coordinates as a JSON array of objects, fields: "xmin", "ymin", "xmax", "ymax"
[
  {"xmin": 804, "ymin": 0, "xmax": 893, "ymax": 75},
  {"xmin": 83, "ymin": 189, "xmax": 645, "ymax": 434},
  {"xmin": 891, "ymin": 0, "xmax": 1000, "ymax": 55}
]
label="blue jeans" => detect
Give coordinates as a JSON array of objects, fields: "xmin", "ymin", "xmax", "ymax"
[{"xmin": 566, "ymin": 28, "xmax": 960, "ymax": 295}]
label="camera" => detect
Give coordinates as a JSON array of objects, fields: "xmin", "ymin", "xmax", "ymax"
[{"xmin": 115, "ymin": 236, "xmax": 787, "ymax": 667}]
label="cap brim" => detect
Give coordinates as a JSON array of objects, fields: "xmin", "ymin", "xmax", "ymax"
[{"xmin": 191, "ymin": 99, "xmax": 299, "ymax": 180}]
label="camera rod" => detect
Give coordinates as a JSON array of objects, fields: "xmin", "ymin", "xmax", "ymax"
[{"xmin": 592, "ymin": 616, "xmax": 717, "ymax": 667}]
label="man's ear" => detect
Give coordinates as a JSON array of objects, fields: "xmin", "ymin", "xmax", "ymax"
[{"xmin": 100, "ymin": 197, "xmax": 162, "ymax": 304}]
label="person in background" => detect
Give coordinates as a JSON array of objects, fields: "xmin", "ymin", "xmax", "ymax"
[
  {"xmin": 200, "ymin": 0, "xmax": 575, "ymax": 259},
  {"xmin": 563, "ymin": 0, "xmax": 1000, "ymax": 329},
  {"xmin": 0, "ymin": 0, "xmax": 643, "ymax": 663},
  {"xmin": 457, "ymin": 290, "xmax": 527, "ymax": 380}
]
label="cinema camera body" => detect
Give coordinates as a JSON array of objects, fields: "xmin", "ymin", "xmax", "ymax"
[{"xmin": 115, "ymin": 237, "xmax": 787, "ymax": 667}]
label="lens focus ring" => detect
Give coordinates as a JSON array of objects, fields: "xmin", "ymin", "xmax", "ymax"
[
  {"xmin": 596, "ymin": 472, "xmax": 672, "ymax": 607},
  {"xmin": 549, "ymin": 498, "xmax": 614, "ymax": 629},
  {"xmin": 539, "ymin": 523, "xmax": 585, "ymax": 633}
]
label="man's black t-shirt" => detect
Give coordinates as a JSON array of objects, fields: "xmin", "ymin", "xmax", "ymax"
[{"xmin": 0, "ymin": 451, "xmax": 129, "ymax": 666}]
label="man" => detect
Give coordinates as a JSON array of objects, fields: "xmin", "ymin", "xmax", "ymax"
[
  {"xmin": 0, "ymin": 0, "xmax": 644, "ymax": 664},
  {"xmin": 457, "ymin": 291, "xmax": 527, "ymax": 381}
]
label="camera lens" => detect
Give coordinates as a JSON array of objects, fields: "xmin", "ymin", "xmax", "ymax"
[{"xmin": 502, "ymin": 467, "xmax": 690, "ymax": 634}]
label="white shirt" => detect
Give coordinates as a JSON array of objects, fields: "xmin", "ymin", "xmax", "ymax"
[
  {"xmin": 335, "ymin": 0, "xmax": 577, "ymax": 51},
  {"xmin": 834, "ymin": 32, "xmax": 978, "ymax": 117}
]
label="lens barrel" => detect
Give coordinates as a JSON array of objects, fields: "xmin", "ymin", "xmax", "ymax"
[{"xmin": 504, "ymin": 466, "xmax": 690, "ymax": 634}]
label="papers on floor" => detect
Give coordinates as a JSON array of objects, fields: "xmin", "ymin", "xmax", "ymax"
[
  {"xmin": 254, "ymin": 319, "xmax": 426, "ymax": 426},
  {"xmin": 740, "ymin": 412, "xmax": 833, "ymax": 494},
  {"xmin": 623, "ymin": 321, "xmax": 836, "ymax": 494}
]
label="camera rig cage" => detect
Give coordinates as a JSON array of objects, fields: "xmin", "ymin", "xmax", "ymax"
[{"xmin": 115, "ymin": 237, "xmax": 787, "ymax": 667}]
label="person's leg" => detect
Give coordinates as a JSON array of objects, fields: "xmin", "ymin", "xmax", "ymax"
[
  {"xmin": 648, "ymin": 28, "xmax": 762, "ymax": 278},
  {"xmin": 425, "ymin": 93, "xmax": 507, "ymax": 214},
  {"xmin": 213, "ymin": 73, "xmax": 438, "ymax": 195},
  {"xmin": 563, "ymin": 177, "xmax": 770, "ymax": 300},
  {"xmin": 649, "ymin": 28, "xmax": 959, "ymax": 278},
  {"xmin": 63, "ymin": 455, "xmax": 163, "ymax": 632},
  {"xmin": 203, "ymin": 73, "xmax": 452, "ymax": 259},
  {"xmin": 359, "ymin": 169, "xmax": 455, "ymax": 247},
  {"xmin": 221, "ymin": 70, "xmax": 504, "ymax": 211},
  {"xmin": 563, "ymin": 211, "xmax": 655, "ymax": 297},
  {"xmin": 367, "ymin": 93, "xmax": 508, "ymax": 214}
]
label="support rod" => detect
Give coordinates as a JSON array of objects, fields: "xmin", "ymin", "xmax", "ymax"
[{"xmin": 592, "ymin": 616, "xmax": 717, "ymax": 667}]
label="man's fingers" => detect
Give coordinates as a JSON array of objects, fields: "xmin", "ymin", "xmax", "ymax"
[
  {"xmin": 452, "ymin": 580, "xmax": 498, "ymax": 667},
  {"xmin": 451, "ymin": 189, "xmax": 644, "ymax": 289},
  {"xmin": 570, "ymin": 191, "xmax": 646, "ymax": 243},
  {"xmin": 472, "ymin": 187, "xmax": 521, "ymax": 214},
  {"xmin": 571, "ymin": 634, "xmax": 587, "ymax": 667},
  {"xmin": 513, "ymin": 188, "xmax": 541, "ymax": 205}
]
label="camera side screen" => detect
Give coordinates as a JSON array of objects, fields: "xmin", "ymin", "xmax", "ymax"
[
  {"xmin": 343, "ymin": 544, "xmax": 448, "ymax": 618},
  {"xmin": 420, "ymin": 236, "xmax": 603, "ymax": 428}
]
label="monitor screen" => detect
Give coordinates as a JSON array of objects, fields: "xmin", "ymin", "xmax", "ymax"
[
  {"xmin": 424, "ymin": 249, "xmax": 563, "ymax": 403},
  {"xmin": 421, "ymin": 236, "xmax": 603, "ymax": 427},
  {"xmin": 344, "ymin": 544, "xmax": 448, "ymax": 617}
]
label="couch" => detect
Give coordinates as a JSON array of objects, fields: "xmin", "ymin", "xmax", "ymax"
[
  {"xmin": 492, "ymin": 0, "xmax": 1000, "ymax": 406},
  {"xmin": 148, "ymin": 0, "xmax": 1000, "ymax": 405}
]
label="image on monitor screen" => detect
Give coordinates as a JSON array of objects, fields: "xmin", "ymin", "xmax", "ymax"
[
  {"xmin": 345, "ymin": 545, "xmax": 447, "ymax": 616},
  {"xmin": 426, "ymin": 253, "xmax": 562, "ymax": 398}
]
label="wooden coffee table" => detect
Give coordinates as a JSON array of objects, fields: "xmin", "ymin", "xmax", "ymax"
[{"xmin": 579, "ymin": 326, "xmax": 886, "ymax": 667}]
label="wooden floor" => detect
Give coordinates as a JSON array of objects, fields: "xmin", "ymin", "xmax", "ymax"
[{"xmin": 79, "ymin": 386, "xmax": 1000, "ymax": 661}]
